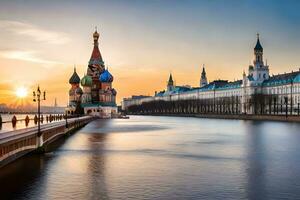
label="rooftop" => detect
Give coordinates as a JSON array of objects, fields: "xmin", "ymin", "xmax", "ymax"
[{"xmin": 263, "ymin": 71, "xmax": 300, "ymax": 86}]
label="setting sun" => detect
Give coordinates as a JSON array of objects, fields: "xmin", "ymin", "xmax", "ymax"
[{"xmin": 15, "ymin": 86, "xmax": 28, "ymax": 98}]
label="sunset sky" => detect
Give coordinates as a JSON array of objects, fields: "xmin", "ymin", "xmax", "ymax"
[{"xmin": 1, "ymin": 0, "xmax": 300, "ymax": 106}]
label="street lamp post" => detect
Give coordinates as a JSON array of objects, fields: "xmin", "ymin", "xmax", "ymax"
[{"xmin": 33, "ymin": 85, "xmax": 46, "ymax": 147}]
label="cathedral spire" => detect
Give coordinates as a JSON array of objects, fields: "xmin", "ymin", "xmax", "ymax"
[
  {"xmin": 251, "ymin": 33, "xmax": 269, "ymax": 82},
  {"xmin": 254, "ymin": 33, "xmax": 263, "ymax": 51},
  {"xmin": 89, "ymin": 28, "xmax": 104, "ymax": 67},
  {"xmin": 200, "ymin": 64, "xmax": 208, "ymax": 87},
  {"xmin": 167, "ymin": 73, "xmax": 174, "ymax": 91},
  {"xmin": 201, "ymin": 64, "xmax": 206, "ymax": 78},
  {"xmin": 168, "ymin": 73, "xmax": 173, "ymax": 85},
  {"xmin": 254, "ymin": 33, "xmax": 263, "ymax": 66}
]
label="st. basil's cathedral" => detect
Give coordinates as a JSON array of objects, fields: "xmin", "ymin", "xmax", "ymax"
[{"xmin": 66, "ymin": 29, "xmax": 117, "ymax": 118}]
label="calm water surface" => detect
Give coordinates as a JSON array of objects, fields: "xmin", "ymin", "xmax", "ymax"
[{"xmin": 1, "ymin": 116, "xmax": 300, "ymax": 200}]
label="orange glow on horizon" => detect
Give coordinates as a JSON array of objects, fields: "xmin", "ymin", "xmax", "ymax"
[{"xmin": 0, "ymin": 15, "xmax": 300, "ymax": 107}]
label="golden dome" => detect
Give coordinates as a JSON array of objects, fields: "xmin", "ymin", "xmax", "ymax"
[
  {"xmin": 93, "ymin": 27, "xmax": 99, "ymax": 41},
  {"xmin": 93, "ymin": 31, "xmax": 99, "ymax": 38}
]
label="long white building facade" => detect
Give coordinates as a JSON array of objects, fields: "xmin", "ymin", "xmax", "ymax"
[{"xmin": 123, "ymin": 35, "xmax": 300, "ymax": 115}]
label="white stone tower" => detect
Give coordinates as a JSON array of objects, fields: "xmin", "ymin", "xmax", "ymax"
[{"xmin": 248, "ymin": 34, "xmax": 269, "ymax": 83}]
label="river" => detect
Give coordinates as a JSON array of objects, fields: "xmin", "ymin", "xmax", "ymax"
[{"xmin": 1, "ymin": 115, "xmax": 300, "ymax": 199}]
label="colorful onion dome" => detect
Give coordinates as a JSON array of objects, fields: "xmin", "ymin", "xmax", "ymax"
[
  {"xmin": 99, "ymin": 69, "xmax": 113, "ymax": 82},
  {"xmin": 81, "ymin": 74, "xmax": 92, "ymax": 87},
  {"xmin": 69, "ymin": 68, "xmax": 80, "ymax": 84}
]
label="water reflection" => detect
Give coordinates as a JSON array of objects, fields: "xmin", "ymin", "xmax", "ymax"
[
  {"xmin": 0, "ymin": 153, "xmax": 47, "ymax": 199},
  {"xmin": 1, "ymin": 116, "xmax": 300, "ymax": 199},
  {"xmin": 244, "ymin": 121, "xmax": 267, "ymax": 200},
  {"xmin": 87, "ymin": 134, "xmax": 109, "ymax": 200}
]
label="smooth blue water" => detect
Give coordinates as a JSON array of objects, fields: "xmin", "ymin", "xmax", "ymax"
[{"xmin": 1, "ymin": 116, "xmax": 300, "ymax": 199}]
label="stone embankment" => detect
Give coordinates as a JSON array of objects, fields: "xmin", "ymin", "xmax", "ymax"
[
  {"xmin": 0, "ymin": 116, "xmax": 95, "ymax": 168},
  {"xmin": 130, "ymin": 113, "xmax": 300, "ymax": 122}
]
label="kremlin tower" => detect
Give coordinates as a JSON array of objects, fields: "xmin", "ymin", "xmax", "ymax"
[
  {"xmin": 66, "ymin": 29, "xmax": 117, "ymax": 118},
  {"xmin": 200, "ymin": 65, "xmax": 208, "ymax": 87},
  {"xmin": 167, "ymin": 73, "xmax": 174, "ymax": 92}
]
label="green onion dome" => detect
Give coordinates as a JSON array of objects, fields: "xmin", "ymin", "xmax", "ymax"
[{"xmin": 81, "ymin": 74, "xmax": 92, "ymax": 87}]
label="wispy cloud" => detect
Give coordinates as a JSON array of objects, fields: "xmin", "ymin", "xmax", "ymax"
[
  {"xmin": 0, "ymin": 50, "xmax": 62, "ymax": 66},
  {"xmin": 0, "ymin": 20, "xmax": 70, "ymax": 44}
]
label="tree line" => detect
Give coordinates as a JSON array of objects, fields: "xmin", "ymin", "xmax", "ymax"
[{"xmin": 126, "ymin": 94, "xmax": 300, "ymax": 116}]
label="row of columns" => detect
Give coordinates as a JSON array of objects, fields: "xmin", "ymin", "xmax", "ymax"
[
  {"xmin": 127, "ymin": 95, "xmax": 300, "ymax": 116},
  {"xmin": 127, "ymin": 97, "xmax": 241, "ymax": 115}
]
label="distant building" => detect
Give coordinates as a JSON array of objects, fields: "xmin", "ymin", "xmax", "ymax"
[
  {"xmin": 200, "ymin": 65, "xmax": 208, "ymax": 87},
  {"xmin": 121, "ymin": 95, "xmax": 151, "ymax": 111},
  {"xmin": 66, "ymin": 29, "xmax": 117, "ymax": 118},
  {"xmin": 123, "ymin": 34, "xmax": 300, "ymax": 115},
  {"xmin": 167, "ymin": 73, "xmax": 175, "ymax": 92}
]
